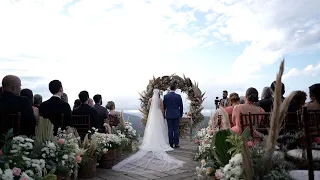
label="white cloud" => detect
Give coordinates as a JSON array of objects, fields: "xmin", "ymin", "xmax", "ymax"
[
  {"xmin": 179, "ymin": 0, "xmax": 320, "ymax": 77},
  {"xmin": 0, "ymin": 0, "xmax": 319, "ymax": 109},
  {"xmin": 283, "ymin": 62, "xmax": 320, "ymax": 79}
]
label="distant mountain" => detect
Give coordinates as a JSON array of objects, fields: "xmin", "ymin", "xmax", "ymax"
[{"xmin": 122, "ymin": 112, "xmax": 210, "ymax": 137}]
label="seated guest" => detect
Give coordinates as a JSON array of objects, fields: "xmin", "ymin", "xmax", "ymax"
[
  {"xmin": 20, "ymin": 88, "xmax": 39, "ymax": 121},
  {"xmin": 288, "ymin": 91, "xmax": 307, "ymax": 112},
  {"xmin": 93, "ymin": 94, "xmax": 108, "ymax": 120},
  {"xmin": 33, "ymin": 94, "xmax": 42, "ymax": 109},
  {"xmin": 232, "ymin": 87, "xmax": 265, "ymax": 134},
  {"xmin": 257, "ymin": 82, "xmax": 285, "ymax": 112},
  {"xmin": 72, "ymin": 91, "xmax": 101, "ymax": 132},
  {"xmin": 39, "ymin": 80, "xmax": 72, "ymax": 132},
  {"xmin": 73, "ymin": 99, "xmax": 81, "ymax": 110},
  {"xmin": 304, "ymin": 83, "xmax": 320, "ymax": 110},
  {"xmin": 61, "ymin": 93, "xmax": 68, "ymax": 103},
  {"xmin": 106, "ymin": 101, "xmax": 124, "ymax": 127},
  {"xmin": 224, "ymin": 93, "xmax": 240, "ymax": 127},
  {"xmin": 0, "ymin": 75, "xmax": 36, "ymax": 136},
  {"xmin": 88, "ymin": 98, "xmax": 94, "ymax": 107}
]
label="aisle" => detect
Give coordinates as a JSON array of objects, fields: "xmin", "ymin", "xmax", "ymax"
[{"xmin": 89, "ymin": 138, "xmax": 198, "ymax": 180}]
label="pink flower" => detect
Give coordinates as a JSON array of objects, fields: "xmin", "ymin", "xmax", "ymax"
[
  {"xmin": 76, "ymin": 155, "xmax": 82, "ymax": 163},
  {"xmin": 215, "ymin": 171, "xmax": 222, "ymax": 179},
  {"xmin": 197, "ymin": 128, "xmax": 200, "ymax": 131},
  {"xmin": 247, "ymin": 141, "xmax": 254, "ymax": 147},
  {"xmin": 13, "ymin": 167, "xmax": 21, "ymax": 176},
  {"xmin": 195, "ymin": 139, "xmax": 199, "ymax": 144},
  {"xmin": 210, "ymin": 130, "xmax": 215, "ymax": 135},
  {"xmin": 315, "ymin": 137, "xmax": 320, "ymax": 144},
  {"xmin": 58, "ymin": 139, "xmax": 65, "ymax": 145},
  {"xmin": 20, "ymin": 177, "xmax": 28, "ymax": 180},
  {"xmin": 0, "ymin": 149, "xmax": 2, "ymax": 156}
]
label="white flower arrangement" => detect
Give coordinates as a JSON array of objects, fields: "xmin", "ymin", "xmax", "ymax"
[
  {"xmin": 0, "ymin": 167, "xmax": 33, "ymax": 180},
  {"xmin": 215, "ymin": 153, "xmax": 243, "ymax": 180},
  {"xmin": 194, "ymin": 127, "xmax": 216, "ymax": 160},
  {"xmin": 124, "ymin": 122, "xmax": 138, "ymax": 141},
  {"xmin": 106, "ymin": 134, "xmax": 122, "ymax": 150},
  {"xmin": 116, "ymin": 130, "xmax": 130, "ymax": 146}
]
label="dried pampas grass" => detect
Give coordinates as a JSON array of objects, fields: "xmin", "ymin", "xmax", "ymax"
[{"xmin": 263, "ymin": 59, "xmax": 297, "ymax": 172}]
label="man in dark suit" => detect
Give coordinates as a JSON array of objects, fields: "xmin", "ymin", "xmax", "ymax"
[
  {"xmin": 163, "ymin": 82, "xmax": 183, "ymax": 148},
  {"xmin": 93, "ymin": 94, "xmax": 108, "ymax": 132},
  {"xmin": 39, "ymin": 80, "xmax": 72, "ymax": 132},
  {"xmin": 72, "ymin": 91, "xmax": 100, "ymax": 131},
  {"xmin": 0, "ymin": 75, "xmax": 36, "ymax": 136}
]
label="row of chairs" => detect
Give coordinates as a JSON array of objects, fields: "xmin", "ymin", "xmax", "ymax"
[{"xmin": 218, "ymin": 108, "xmax": 320, "ymax": 180}]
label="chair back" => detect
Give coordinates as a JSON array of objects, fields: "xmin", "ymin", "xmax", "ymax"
[
  {"xmin": 0, "ymin": 112, "xmax": 21, "ymax": 135},
  {"xmin": 282, "ymin": 111, "xmax": 302, "ymax": 133},
  {"xmin": 71, "ymin": 115, "xmax": 90, "ymax": 138},
  {"xmin": 108, "ymin": 114, "xmax": 120, "ymax": 127},
  {"xmin": 46, "ymin": 113, "xmax": 64, "ymax": 133},
  {"xmin": 302, "ymin": 107, "xmax": 320, "ymax": 180},
  {"xmin": 240, "ymin": 112, "xmax": 271, "ymax": 138}
]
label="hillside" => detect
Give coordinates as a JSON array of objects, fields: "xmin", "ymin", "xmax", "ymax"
[{"xmin": 123, "ymin": 112, "xmax": 210, "ymax": 137}]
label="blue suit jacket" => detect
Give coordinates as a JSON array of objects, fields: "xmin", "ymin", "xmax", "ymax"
[{"xmin": 163, "ymin": 92, "xmax": 183, "ymax": 120}]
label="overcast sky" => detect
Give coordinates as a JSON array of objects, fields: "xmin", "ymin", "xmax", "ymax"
[{"xmin": 0, "ymin": 0, "xmax": 319, "ymax": 110}]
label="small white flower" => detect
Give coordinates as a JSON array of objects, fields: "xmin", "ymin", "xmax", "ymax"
[{"xmin": 2, "ymin": 169, "xmax": 14, "ymax": 180}]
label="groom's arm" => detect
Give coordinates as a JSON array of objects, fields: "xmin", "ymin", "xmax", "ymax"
[{"xmin": 179, "ymin": 95, "xmax": 183, "ymax": 117}]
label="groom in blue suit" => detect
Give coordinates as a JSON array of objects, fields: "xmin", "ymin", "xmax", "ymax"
[{"xmin": 163, "ymin": 82, "xmax": 183, "ymax": 148}]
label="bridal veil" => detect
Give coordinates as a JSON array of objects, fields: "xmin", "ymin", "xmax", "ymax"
[{"xmin": 112, "ymin": 89, "xmax": 184, "ymax": 173}]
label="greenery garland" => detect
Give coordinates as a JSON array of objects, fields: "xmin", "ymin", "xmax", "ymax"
[{"xmin": 139, "ymin": 74, "xmax": 205, "ymax": 134}]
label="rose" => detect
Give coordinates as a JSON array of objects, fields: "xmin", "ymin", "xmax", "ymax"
[
  {"xmin": 58, "ymin": 139, "xmax": 65, "ymax": 145},
  {"xmin": 76, "ymin": 156, "xmax": 82, "ymax": 163},
  {"xmin": 0, "ymin": 149, "xmax": 2, "ymax": 156},
  {"xmin": 215, "ymin": 170, "xmax": 222, "ymax": 179},
  {"xmin": 247, "ymin": 141, "xmax": 254, "ymax": 147},
  {"xmin": 12, "ymin": 167, "xmax": 21, "ymax": 176},
  {"xmin": 195, "ymin": 139, "xmax": 199, "ymax": 144},
  {"xmin": 210, "ymin": 130, "xmax": 215, "ymax": 135}
]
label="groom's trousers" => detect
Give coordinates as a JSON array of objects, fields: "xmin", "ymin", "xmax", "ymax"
[{"xmin": 167, "ymin": 118, "xmax": 180, "ymax": 146}]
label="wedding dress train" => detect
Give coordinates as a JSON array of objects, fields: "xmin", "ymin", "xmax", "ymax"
[{"xmin": 112, "ymin": 89, "xmax": 184, "ymax": 173}]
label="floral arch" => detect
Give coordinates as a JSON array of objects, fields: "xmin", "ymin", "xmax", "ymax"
[{"xmin": 139, "ymin": 74, "xmax": 205, "ymax": 133}]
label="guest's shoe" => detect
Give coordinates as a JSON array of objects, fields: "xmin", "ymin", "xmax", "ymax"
[
  {"xmin": 174, "ymin": 145, "xmax": 180, "ymax": 148},
  {"xmin": 170, "ymin": 144, "xmax": 174, "ymax": 148}
]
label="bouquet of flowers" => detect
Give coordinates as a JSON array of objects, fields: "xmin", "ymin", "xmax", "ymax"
[
  {"xmin": 116, "ymin": 130, "xmax": 130, "ymax": 147},
  {"xmin": 116, "ymin": 121, "xmax": 139, "ymax": 143},
  {"xmin": 0, "ymin": 131, "xmax": 47, "ymax": 179},
  {"xmin": 41, "ymin": 128, "xmax": 84, "ymax": 176},
  {"xmin": 105, "ymin": 134, "xmax": 121, "ymax": 150},
  {"xmin": 89, "ymin": 129, "xmax": 109, "ymax": 160},
  {"xmin": 194, "ymin": 127, "xmax": 216, "ymax": 160}
]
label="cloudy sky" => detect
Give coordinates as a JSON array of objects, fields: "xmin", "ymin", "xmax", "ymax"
[{"xmin": 0, "ymin": 0, "xmax": 319, "ymax": 110}]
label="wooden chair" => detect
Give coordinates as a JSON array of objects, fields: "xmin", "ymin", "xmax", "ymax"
[
  {"xmin": 302, "ymin": 107, "xmax": 320, "ymax": 180},
  {"xmin": 0, "ymin": 112, "xmax": 21, "ymax": 135},
  {"xmin": 71, "ymin": 115, "xmax": 91, "ymax": 138},
  {"xmin": 217, "ymin": 114, "xmax": 233, "ymax": 128},
  {"xmin": 45, "ymin": 113, "xmax": 64, "ymax": 133},
  {"xmin": 282, "ymin": 111, "xmax": 302, "ymax": 134},
  {"xmin": 240, "ymin": 112, "xmax": 271, "ymax": 139}
]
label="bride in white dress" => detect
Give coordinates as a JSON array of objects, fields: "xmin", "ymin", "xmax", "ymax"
[{"xmin": 112, "ymin": 89, "xmax": 184, "ymax": 173}]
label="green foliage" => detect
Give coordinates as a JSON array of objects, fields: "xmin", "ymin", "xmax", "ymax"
[
  {"xmin": 211, "ymin": 130, "xmax": 233, "ymax": 166},
  {"xmin": 0, "ymin": 128, "xmax": 14, "ymax": 155},
  {"xmin": 226, "ymin": 134, "xmax": 243, "ymax": 157},
  {"xmin": 43, "ymin": 168, "xmax": 57, "ymax": 180}
]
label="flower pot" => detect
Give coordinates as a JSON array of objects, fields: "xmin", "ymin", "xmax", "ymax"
[
  {"xmin": 100, "ymin": 149, "xmax": 116, "ymax": 169},
  {"xmin": 116, "ymin": 147, "xmax": 122, "ymax": 160},
  {"xmin": 78, "ymin": 155, "xmax": 97, "ymax": 179},
  {"xmin": 56, "ymin": 173, "xmax": 71, "ymax": 180},
  {"xmin": 123, "ymin": 141, "xmax": 133, "ymax": 152}
]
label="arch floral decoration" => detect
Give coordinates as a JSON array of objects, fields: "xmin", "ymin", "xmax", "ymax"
[{"xmin": 139, "ymin": 75, "xmax": 205, "ymax": 134}]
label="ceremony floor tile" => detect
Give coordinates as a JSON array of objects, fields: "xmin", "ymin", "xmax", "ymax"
[{"xmin": 81, "ymin": 138, "xmax": 199, "ymax": 180}]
